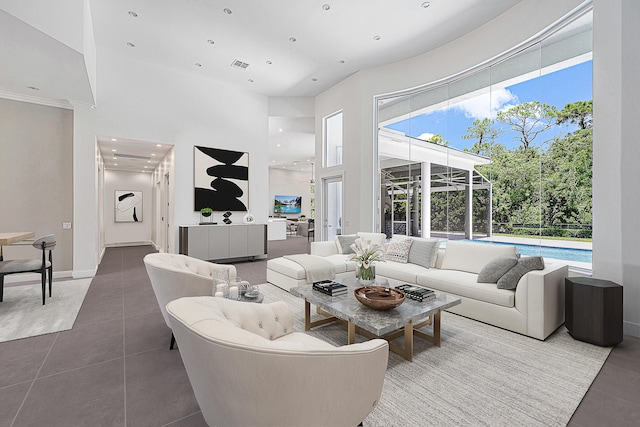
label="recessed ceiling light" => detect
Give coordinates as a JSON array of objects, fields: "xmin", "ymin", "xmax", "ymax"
[
  {"xmin": 126, "ymin": 42, "xmax": 135, "ymax": 48},
  {"xmin": 207, "ymin": 39, "xmax": 215, "ymax": 45},
  {"xmin": 282, "ymin": 166, "xmax": 285, "ymax": 169},
  {"xmin": 112, "ymin": 149, "xmax": 117, "ymax": 152},
  {"xmin": 147, "ymin": 160, "xmax": 151, "ymax": 163},
  {"xmin": 278, "ymin": 128, "xmax": 283, "ymax": 132},
  {"xmin": 373, "ymin": 35, "xmax": 381, "ymax": 41},
  {"xmin": 289, "ymin": 37, "xmax": 297, "ymax": 42},
  {"xmin": 151, "ymin": 153, "xmax": 156, "ymax": 156},
  {"xmin": 128, "ymin": 11, "xmax": 138, "ymax": 17},
  {"xmin": 277, "ymin": 144, "xmax": 281, "ymax": 147},
  {"xmin": 195, "ymin": 63, "xmax": 202, "ymax": 67},
  {"xmin": 322, "ymin": 4, "xmax": 330, "ymax": 11},
  {"xmin": 272, "ymin": 160, "xmax": 276, "ymax": 163},
  {"xmin": 111, "ymin": 138, "xmax": 117, "ymax": 141},
  {"xmin": 27, "ymin": 86, "xmax": 39, "ymax": 91},
  {"xmin": 144, "ymin": 166, "xmax": 148, "ymax": 169},
  {"xmin": 114, "ymin": 163, "xmax": 118, "ymax": 166},
  {"xmin": 223, "ymin": 8, "xmax": 232, "ymax": 14},
  {"xmin": 266, "ymin": 60, "xmax": 272, "ymax": 65},
  {"xmin": 422, "ymin": 2, "xmax": 431, "ymax": 8},
  {"xmin": 156, "ymin": 144, "xmax": 162, "ymax": 147}
]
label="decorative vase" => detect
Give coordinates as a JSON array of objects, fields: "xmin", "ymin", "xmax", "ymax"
[{"xmin": 356, "ymin": 264, "xmax": 376, "ymax": 284}]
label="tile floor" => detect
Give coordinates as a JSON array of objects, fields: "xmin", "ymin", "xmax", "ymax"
[{"xmin": 0, "ymin": 244, "xmax": 638, "ymax": 426}]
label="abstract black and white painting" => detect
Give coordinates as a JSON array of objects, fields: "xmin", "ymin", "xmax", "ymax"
[
  {"xmin": 115, "ymin": 191, "xmax": 142, "ymax": 222},
  {"xmin": 194, "ymin": 146, "xmax": 249, "ymax": 211}
]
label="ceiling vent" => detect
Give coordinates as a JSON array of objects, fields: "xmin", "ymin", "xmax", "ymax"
[
  {"xmin": 113, "ymin": 153, "xmax": 151, "ymax": 161},
  {"xmin": 230, "ymin": 59, "xmax": 250, "ymax": 70}
]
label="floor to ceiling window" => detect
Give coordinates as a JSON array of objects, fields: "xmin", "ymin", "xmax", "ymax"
[{"xmin": 376, "ymin": 9, "xmax": 593, "ymax": 270}]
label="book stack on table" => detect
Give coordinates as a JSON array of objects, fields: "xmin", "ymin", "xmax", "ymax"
[
  {"xmin": 395, "ymin": 284, "xmax": 436, "ymax": 302},
  {"xmin": 312, "ymin": 280, "xmax": 348, "ymax": 296}
]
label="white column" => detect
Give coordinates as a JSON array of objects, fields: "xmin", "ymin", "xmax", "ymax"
[
  {"xmin": 593, "ymin": 0, "xmax": 640, "ymax": 337},
  {"xmin": 465, "ymin": 169, "xmax": 473, "ymax": 240},
  {"xmin": 421, "ymin": 162, "xmax": 431, "ymax": 238}
]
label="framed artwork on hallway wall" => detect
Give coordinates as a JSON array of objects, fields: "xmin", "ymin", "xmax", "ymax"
[
  {"xmin": 115, "ymin": 190, "xmax": 143, "ymax": 222},
  {"xmin": 194, "ymin": 146, "xmax": 249, "ymax": 212}
]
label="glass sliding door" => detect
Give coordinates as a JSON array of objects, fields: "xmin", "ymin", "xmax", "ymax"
[
  {"xmin": 375, "ymin": 9, "xmax": 593, "ymax": 269},
  {"xmin": 322, "ymin": 176, "xmax": 343, "ymax": 241}
]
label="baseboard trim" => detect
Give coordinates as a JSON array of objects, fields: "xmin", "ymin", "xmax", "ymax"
[
  {"xmin": 105, "ymin": 241, "xmax": 153, "ymax": 248},
  {"xmin": 73, "ymin": 268, "xmax": 97, "ymax": 279},
  {"xmin": 624, "ymin": 320, "xmax": 640, "ymax": 339}
]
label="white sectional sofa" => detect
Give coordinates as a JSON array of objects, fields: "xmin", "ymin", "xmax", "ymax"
[{"xmin": 267, "ymin": 233, "xmax": 568, "ymax": 340}]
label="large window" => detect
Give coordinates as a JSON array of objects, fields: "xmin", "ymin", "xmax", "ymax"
[
  {"xmin": 323, "ymin": 111, "xmax": 343, "ymax": 167},
  {"xmin": 376, "ymin": 10, "xmax": 593, "ymax": 269}
]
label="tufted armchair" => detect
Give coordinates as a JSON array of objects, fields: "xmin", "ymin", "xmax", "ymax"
[
  {"xmin": 167, "ymin": 296, "xmax": 389, "ymax": 427},
  {"xmin": 143, "ymin": 253, "xmax": 237, "ymax": 349}
]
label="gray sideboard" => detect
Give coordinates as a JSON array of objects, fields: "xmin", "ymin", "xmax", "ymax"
[{"xmin": 179, "ymin": 224, "xmax": 267, "ymax": 261}]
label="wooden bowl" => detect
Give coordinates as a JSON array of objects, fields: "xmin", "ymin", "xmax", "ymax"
[{"xmin": 354, "ymin": 286, "xmax": 405, "ymax": 310}]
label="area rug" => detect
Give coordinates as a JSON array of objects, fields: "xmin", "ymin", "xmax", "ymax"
[
  {"xmin": 258, "ymin": 283, "xmax": 612, "ymax": 427},
  {"xmin": 0, "ymin": 278, "xmax": 91, "ymax": 343}
]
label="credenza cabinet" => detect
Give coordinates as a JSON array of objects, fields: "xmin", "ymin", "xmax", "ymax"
[{"xmin": 179, "ymin": 224, "xmax": 267, "ymax": 261}]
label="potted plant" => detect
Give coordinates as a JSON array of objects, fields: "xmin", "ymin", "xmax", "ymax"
[{"xmin": 200, "ymin": 207, "xmax": 214, "ymax": 225}]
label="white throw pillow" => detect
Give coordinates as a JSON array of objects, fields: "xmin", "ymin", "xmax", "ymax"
[{"xmin": 384, "ymin": 238, "xmax": 413, "ymax": 263}]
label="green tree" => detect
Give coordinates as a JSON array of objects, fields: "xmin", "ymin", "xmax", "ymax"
[
  {"xmin": 427, "ymin": 134, "xmax": 448, "ymax": 146},
  {"xmin": 556, "ymin": 100, "xmax": 592, "ymax": 129},
  {"xmin": 462, "ymin": 118, "xmax": 500, "ymax": 155},
  {"xmin": 496, "ymin": 101, "xmax": 558, "ymax": 149}
]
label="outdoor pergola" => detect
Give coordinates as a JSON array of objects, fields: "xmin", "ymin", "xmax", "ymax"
[{"xmin": 378, "ymin": 128, "xmax": 492, "ymax": 239}]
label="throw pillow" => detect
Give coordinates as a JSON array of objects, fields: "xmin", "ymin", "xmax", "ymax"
[
  {"xmin": 384, "ymin": 238, "xmax": 413, "ymax": 263},
  {"xmin": 336, "ymin": 235, "xmax": 359, "ymax": 254},
  {"xmin": 497, "ymin": 256, "xmax": 545, "ymax": 290},
  {"xmin": 408, "ymin": 238, "xmax": 440, "ymax": 269},
  {"xmin": 477, "ymin": 253, "xmax": 520, "ymax": 284}
]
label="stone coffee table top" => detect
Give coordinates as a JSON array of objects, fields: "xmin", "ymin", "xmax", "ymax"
[{"xmin": 291, "ymin": 278, "xmax": 461, "ymax": 360}]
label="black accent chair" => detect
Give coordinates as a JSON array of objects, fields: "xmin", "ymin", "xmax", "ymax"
[{"xmin": 0, "ymin": 235, "xmax": 56, "ymax": 305}]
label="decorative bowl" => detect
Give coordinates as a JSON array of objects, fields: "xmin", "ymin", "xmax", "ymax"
[{"xmin": 354, "ymin": 286, "xmax": 405, "ymax": 310}]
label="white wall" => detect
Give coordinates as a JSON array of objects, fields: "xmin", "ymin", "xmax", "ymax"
[
  {"xmin": 103, "ymin": 170, "xmax": 153, "ymax": 245},
  {"xmin": 72, "ymin": 48, "xmax": 269, "ymax": 274},
  {"xmin": 592, "ymin": 0, "xmax": 640, "ymax": 336},
  {"xmin": 269, "ymin": 168, "xmax": 313, "ymax": 218}
]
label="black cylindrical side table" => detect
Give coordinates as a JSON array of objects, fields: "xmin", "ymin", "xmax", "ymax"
[{"xmin": 565, "ymin": 277, "xmax": 623, "ymax": 346}]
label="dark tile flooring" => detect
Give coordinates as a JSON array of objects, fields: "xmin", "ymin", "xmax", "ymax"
[{"xmin": 0, "ymin": 242, "xmax": 638, "ymax": 426}]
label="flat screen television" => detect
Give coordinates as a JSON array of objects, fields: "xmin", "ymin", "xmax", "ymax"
[{"xmin": 274, "ymin": 195, "xmax": 302, "ymax": 214}]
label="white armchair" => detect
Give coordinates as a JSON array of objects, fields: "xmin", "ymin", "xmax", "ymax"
[
  {"xmin": 143, "ymin": 253, "xmax": 237, "ymax": 349},
  {"xmin": 167, "ymin": 296, "xmax": 389, "ymax": 427}
]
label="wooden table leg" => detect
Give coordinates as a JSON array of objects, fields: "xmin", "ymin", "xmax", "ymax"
[
  {"xmin": 304, "ymin": 300, "xmax": 311, "ymax": 331},
  {"xmin": 348, "ymin": 321, "xmax": 356, "ymax": 344},
  {"xmin": 433, "ymin": 311, "xmax": 441, "ymax": 347},
  {"xmin": 404, "ymin": 321, "xmax": 414, "ymax": 362}
]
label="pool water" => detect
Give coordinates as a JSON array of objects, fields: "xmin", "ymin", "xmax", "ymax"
[{"xmin": 461, "ymin": 240, "xmax": 592, "ymax": 263}]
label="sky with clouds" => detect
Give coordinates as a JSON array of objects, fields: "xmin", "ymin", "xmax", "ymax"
[{"xmin": 386, "ymin": 60, "xmax": 592, "ymax": 151}]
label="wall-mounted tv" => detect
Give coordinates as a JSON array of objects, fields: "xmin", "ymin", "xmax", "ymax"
[{"xmin": 274, "ymin": 195, "xmax": 302, "ymax": 214}]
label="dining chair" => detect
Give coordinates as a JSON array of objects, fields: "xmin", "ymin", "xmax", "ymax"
[{"xmin": 0, "ymin": 235, "xmax": 56, "ymax": 305}]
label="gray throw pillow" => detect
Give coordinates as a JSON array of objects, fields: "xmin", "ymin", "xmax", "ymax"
[
  {"xmin": 408, "ymin": 239, "xmax": 440, "ymax": 269},
  {"xmin": 336, "ymin": 235, "xmax": 359, "ymax": 254},
  {"xmin": 477, "ymin": 254, "xmax": 520, "ymax": 284},
  {"xmin": 497, "ymin": 256, "xmax": 545, "ymax": 290}
]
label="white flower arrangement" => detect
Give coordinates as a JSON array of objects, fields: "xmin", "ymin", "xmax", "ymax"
[{"xmin": 347, "ymin": 238, "xmax": 386, "ymax": 268}]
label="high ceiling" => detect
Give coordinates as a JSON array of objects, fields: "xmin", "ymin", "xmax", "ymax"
[{"xmin": 0, "ymin": 0, "xmax": 523, "ymax": 172}]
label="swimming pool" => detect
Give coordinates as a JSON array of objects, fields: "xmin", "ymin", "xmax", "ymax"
[{"xmin": 460, "ymin": 240, "xmax": 593, "ymax": 263}]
